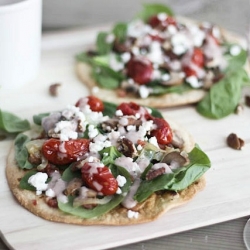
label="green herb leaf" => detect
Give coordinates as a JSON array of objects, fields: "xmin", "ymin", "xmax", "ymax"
[
  {"xmin": 136, "ymin": 3, "xmax": 174, "ymax": 22},
  {"xmin": 96, "ymin": 32, "xmax": 113, "ymax": 55},
  {"xmin": 0, "ymin": 110, "xmax": 30, "ymax": 133},
  {"xmin": 33, "ymin": 112, "xmax": 50, "ymax": 125},
  {"xmin": 99, "ymin": 146, "xmax": 122, "ymax": 166},
  {"xmin": 19, "ymin": 170, "xmax": 37, "ymax": 191},
  {"xmin": 14, "ymin": 133, "xmax": 34, "ymax": 169},
  {"xmin": 112, "ymin": 22, "xmax": 127, "ymax": 43},
  {"xmin": 197, "ymin": 68, "xmax": 250, "ymax": 119},
  {"xmin": 134, "ymin": 145, "xmax": 211, "ymax": 202},
  {"xmin": 103, "ymin": 101, "xmax": 118, "ymax": 116}
]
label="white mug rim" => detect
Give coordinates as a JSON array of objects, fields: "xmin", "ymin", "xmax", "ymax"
[{"xmin": 0, "ymin": 0, "xmax": 36, "ymax": 13}]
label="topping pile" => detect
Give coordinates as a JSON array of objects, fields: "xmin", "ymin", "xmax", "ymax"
[
  {"xmin": 77, "ymin": 5, "xmax": 245, "ymax": 99},
  {"xmin": 15, "ymin": 96, "xmax": 210, "ymax": 220}
]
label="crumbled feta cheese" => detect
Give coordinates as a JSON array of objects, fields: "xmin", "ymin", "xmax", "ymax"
[
  {"xmin": 157, "ymin": 12, "xmax": 168, "ymax": 21},
  {"xmin": 92, "ymin": 86, "xmax": 99, "ymax": 94},
  {"xmin": 161, "ymin": 73, "xmax": 170, "ymax": 82},
  {"xmin": 149, "ymin": 136, "xmax": 159, "ymax": 148},
  {"xmin": 116, "ymin": 109, "xmax": 123, "ymax": 116},
  {"xmin": 137, "ymin": 144, "xmax": 143, "ymax": 151},
  {"xmin": 106, "ymin": 33, "xmax": 115, "ymax": 43},
  {"xmin": 230, "ymin": 45, "xmax": 241, "ymax": 56},
  {"xmin": 28, "ymin": 172, "xmax": 48, "ymax": 195},
  {"xmin": 88, "ymin": 124, "xmax": 99, "ymax": 139},
  {"xmin": 45, "ymin": 188, "xmax": 55, "ymax": 197},
  {"xmin": 116, "ymin": 175, "xmax": 127, "ymax": 187},
  {"xmin": 116, "ymin": 188, "xmax": 122, "ymax": 194},
  {"xmin": 171, "ymin": 33, "xmax": 190, "ymax": 55},
  {"xmin": 139, "ymin": 85, "xmax": 150, "ymax": 99},
  {"xmin": 121, "ymin": 52, "xmax": 131, "ymax": 63},
  {"xmin": 119, "ymin": 117, "xmax": 128, "ymax": 126},
  {"xmin": 186, "ymin": 75, "xmax": 203, "ymax": 88},
  {"xmin": 109, "ymin": 54, "xmax": 124, "ymax": 71},
  {"xmin": 127, "ymin": 210, "xmax": 139, "ymax": 219},
  {"xmin": 167, "ymin": 24, "xmax": 177, "ymax": 35},
  {"xmin": 54, "ymin": 120, "xmax": 78, "ymax": 141}
]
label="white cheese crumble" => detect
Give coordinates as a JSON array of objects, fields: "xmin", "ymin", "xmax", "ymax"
[
  {"xmin": 186, "ymin": 75, "xmax": 203, "ymax": 88},
  {"xmin": 28, "ymin": 172, "xmax": 48, "ymax": 195},
  {"xmin": 139, "ymin": 85, "xmax": 150, "ymax": 99},
  {"xmin": 127, "ymin": 210, "xmax": 139, "ymax": 219},
  {"xmin": 148, "ymin": 136, "xmax": 159, "ymax": 148},
  {"xmin": 116, "ymin": 175, "xmax": 127, "ymax": 187},
  {"xmin": 230, "ymin": 45, "xmax": 241, "ymax": 56},
  {"xmin": 115, "ymin": 109, "xmax": 123, "ymax": 116}
]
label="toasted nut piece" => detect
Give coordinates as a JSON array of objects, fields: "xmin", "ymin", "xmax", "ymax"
[
  {"xmin": 49, "ymin": 83, "xmax": 61, "ymax": 96},
  {"xmin": 117, "ymin": 137, "xmax": 137, "ymax": 158},
  {"xmin": 245, "ymin": 95, "xmax": 250, "ymax": 107},
  {"xmin": 64, "ymin": 178, "xmax": 83, "ymax": 196},
  {"xmin": 227, "ymin": 133, "xmax": 244, "ymax": 150}
]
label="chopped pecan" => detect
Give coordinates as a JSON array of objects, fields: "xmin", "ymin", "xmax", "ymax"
[
  {"xmin": 28, "ymin": 154, "xmax": 42, "ymax": 165},
  {"xmin": 227, "ymin": 133, "xmax": 244, "ymax": 150},
  {"xmin": 64, "ymin": 178, "xmax": 83, "ymax": 196},
  {"xmin": 117, "ymin": 137, "xmax": 137, "ymax": 158},
  {"xmin": 146, "ymin": 167, "xmax": 165, "ymax": 180},
  {"xmin": 101, "ymin": 118, "xmax": 119, "ymax": 132},
  {"xmin": 245, "ymin": 95, "xmax": 250, "ymax": 107},
  {"xmin": 49, "ymin": 83, "xmax": 61, "ymax": 96}
]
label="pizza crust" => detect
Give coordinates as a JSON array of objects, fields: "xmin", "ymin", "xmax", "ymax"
[{"xmin": 6, "ymin": 118, "xmax": 206, "ymax": 225}]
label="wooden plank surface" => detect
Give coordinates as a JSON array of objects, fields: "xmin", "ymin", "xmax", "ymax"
[{"xmin": 0, "ymin": 26, "xmax": 250, "ymax": 250}]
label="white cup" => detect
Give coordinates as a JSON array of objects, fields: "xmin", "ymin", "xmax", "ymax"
[{"xmin": 0, "ymin": 0, "xmax": 42, "ymax": 90}]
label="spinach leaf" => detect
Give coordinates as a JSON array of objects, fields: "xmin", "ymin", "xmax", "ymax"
[
  {"xmin": 19, "ymin": 170, "xmax": 37, "ymax": 191},
  {"xmin": 147, "ymin": 81, "xmax": 192, "ymax": 95},
  {"xmin": 61, "ymin": 165, "xmax": 81, "ymax": 182},
  {"xmin": 136, "ymin": 3, "xmax": 174, "ymax": 22},
  {"xmin": 96, "ymin": 32, "xmax": 113, "ymax": 55},
  {"xmin": 99, "ymin": 146, "xmax": 122, "ymax": 166},
  {"xmin": 58, "ymin": 166, "xmax": 131, "ymax": 219},
  {"xmin": 112, "ymin": 22, "xmax": 127, "ymax": 43},
  {"xmin": 103, "ymin": 101, "xmax": 117, "ymax": 117},
  {"xmin": 0, "ymin": 110, "xmax": 30, "ymax": 133},
  {"xmin": 33, "ymin": 112, "xmax": 50, "ymax": 125},
  {"xmin": 134, "ymin": 145, "xmax": 211, "ymax": 202},
  {"xmin": 225, "ymin": 48, "xmax": 248, "ymax": 72},
  {"xmin": 197, "ymin": 68, "xmax": 250, "ymax": 119},
  {"xmin": 14, "ymin": 133, "xmax": 34, "ymax": 169}
]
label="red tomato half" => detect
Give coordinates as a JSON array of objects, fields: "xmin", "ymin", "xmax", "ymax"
[
  {"xmin": 117, "ymin": 102, "xmax": 141, "ymax": 116},
  {"xmin": 192, "ymin": 48, "xmax": 204, "ymax": 67},
  {"xmin": 81, "ymin": 163, "xmax": 118, "ymax": 195},
  {"xmin": 42, "ymin": 138, "xmax": 90, "ymax": 165},
  {"xmin": 126, "ymin": 56, "xmax": 153, "ymax": 85},
  {"xmin": 148, "ymin": 15, "xmax": 176, "ymax": 29},
  {"xmin": 75, "ymin": 96, "xmax": 104, "ymax": 112},
  {"xmin": 151, "ymin": 117, "xmax": 173, "ymax": 145}
]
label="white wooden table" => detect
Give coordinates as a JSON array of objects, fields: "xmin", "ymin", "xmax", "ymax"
[{"xmin": 0, "ymin": 24, "xmax": 250, "ymax": 250}]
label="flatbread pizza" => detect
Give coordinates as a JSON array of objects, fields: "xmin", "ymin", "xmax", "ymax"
[
  {"xmin": 76, "ymin": 4, "xmax": 250, "ymax": 118},
  {"xmin": 6, "ymin": 96, "xmax": 210, "ymax": 225}
]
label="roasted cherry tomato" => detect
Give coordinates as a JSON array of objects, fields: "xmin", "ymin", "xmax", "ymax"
[
  {"xmin": 81, "ymin": 163, "xmax": 118, "ymax": 195},
  {"xmin": 183, "ymin": 66, "xmax": 197, "ymax": 77},
  {"xmin": 151, "ymin": 117, "xmax": 173, "ymax": 145},
  {"xmin": 148, "ymin": 15, "xmax": 176, "ymax": 29},
  {"xmin": 117, "ymin": 102, "xmax": 141, "ymax": 116},
  {"xmin": 75, "ymin": 96, "xmax": 104, "ymax": 112},
  {"xmin": 192, "ymin": 48, "xmax": 204, "ymax": 67},
  {"xmin": 126, "ymin": 56, "xmax": 153, "ymax": 85},
  {"xmin": 42, "ymin": 138, "xmax": 90, "ymax": 165}
]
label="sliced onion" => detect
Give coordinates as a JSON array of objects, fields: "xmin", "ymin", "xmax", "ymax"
[{"xmin": 73, "ymin": 196, "xmax": 113, "ymax": 208}]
